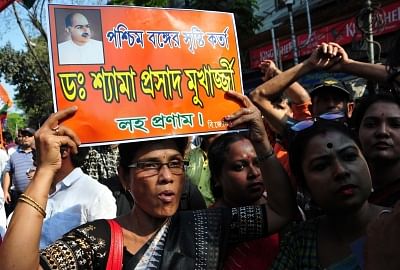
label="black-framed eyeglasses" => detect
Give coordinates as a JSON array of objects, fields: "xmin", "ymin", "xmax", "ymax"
[
  {"xmin": 290, "ymin": 111, "xmax": 346, "ymax": 132},
  {"xmin": 128, "ymin": 159, "xmax": 188, "ymax": 176}
]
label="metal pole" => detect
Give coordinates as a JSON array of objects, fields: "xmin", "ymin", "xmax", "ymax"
[
  {"xmin": 300, "ymin": 0, "xmax": 313, "ymax": 48},
  {"xmin": 287, "ymin": 3, "xmax": 299, "ymax": 64},
  {"xmin": 366, "ymin": 0, "xmax": 375, "ymax": 63},
  {"xmin": 276, "ymin": 38, "xmax": 282, "ymax": 69},
  {"xmin": 271, "ymin": 27, "xmax": 279, "ymax": 65}
]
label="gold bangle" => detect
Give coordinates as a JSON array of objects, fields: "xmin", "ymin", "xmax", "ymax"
[
  {"xmin": 18, "ymin": 197, "xmax": 46, "ymax": 218},
  {"xmin": 257, "ymin": 150, "xmax": 275, "ymax": 162},
  {"xmin": 19, "ymin": 193, "xmax": 46, "ymax": 218}
]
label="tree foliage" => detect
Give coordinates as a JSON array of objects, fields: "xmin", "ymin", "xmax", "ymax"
[
  {"xmin": 108, "ymin": 0, "xmax": 262, "ymax": 43},
  {"xmin": 6, "ymin": 112, "xmax": 26, "ymax": 138},
  {"xmin": 0, "ymin": 0, "xmax": 104, "ymax": 129},
  {"xmin": 0, "ymin": 37, "xmax": 53, "ymax": 129},
  {"xmin": 108, "ymin": 0, "xmax": 262, "ymax": 67},
  {"xmin": 188, "ymin": 0, "xmax": 262, "ymax": 42}
]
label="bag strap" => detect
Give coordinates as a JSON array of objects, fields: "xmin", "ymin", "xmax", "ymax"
[{"xmin": 106, "ymin": 219, "xmax": 124, "ymax": 270}]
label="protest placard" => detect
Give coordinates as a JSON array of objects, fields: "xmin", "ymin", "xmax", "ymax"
[{"xmin": 47, "ymin": 4, "xmax": 244, "ymax": 145}]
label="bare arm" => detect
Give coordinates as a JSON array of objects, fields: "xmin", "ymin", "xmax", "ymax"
[
  {"xmin": 250, "ymin": 60, "xmax": 312, "ymax": 134},
  {"xmin": 337, "ymin": 60, "xmax": 388, "ymax": 82},
  {"xmin": 254, "ymin": 59, "xmax": 311, "ymax": 104},
  {"xmin": 225, "ymin": 91, "xmax": 296, "ymax": 234},
  {"xmin": 0, "ymin": 107, "xmax": 80, "ymax": 270},
  {"xmin": 2, "ymin": 172, "xmax": 11, "ymax": 204},
  {"xmin": 320, "ymin": 42, "xmax": 389, "ymax": 82}
]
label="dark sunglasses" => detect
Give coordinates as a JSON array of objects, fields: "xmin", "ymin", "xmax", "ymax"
[{"xmin": 290, "ymin": 111, "xmax": 346, "ymax": 132}]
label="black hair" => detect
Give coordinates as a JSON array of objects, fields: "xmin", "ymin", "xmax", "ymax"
[
  {"xmin": 288, "ymin": 121, "xmax": 355, "ymax": 192},
  {"xmin": 31, "ymin": 145, "xmax": 89, "ymax": 168},
  {"xmin": 386, "ymin": 30, "xmax": 400, "ymax": 73},
  {"xmin": 65, "ymin": 12, "xmax": 84, "ymax": 28},
  {"xmin": 65, "ymin": 13, "xmax": 75, "ymax": 28},
  {"xmin": 118, "ymin": 137, "xmax": 188, "ymax": 169},
  {"xmin": 350, "ymin": 92, "xmax": 400, "ymax": 136},
  {"xmin": 207, "ymin": 132, "xmax": 249, "ymax": 200},
  {"xmin": 2, "ymin": 131, "xmax": 13, "ymax": 143},
  {"xmin": 310, "ymin": 86, "xmax": 351, "ymax": 103},
  {"xmin": 71, "ymin": 146, "xmax": 90, "ymax": 167}
]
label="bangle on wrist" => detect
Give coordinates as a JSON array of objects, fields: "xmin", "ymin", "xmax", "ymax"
[
  {"xmin": 257, "ymin": 150, "xmax": 275, "ymax": 162},
  {"xmin": 18, "ymin": 193, "xmax": 46, "ymax": 218}
]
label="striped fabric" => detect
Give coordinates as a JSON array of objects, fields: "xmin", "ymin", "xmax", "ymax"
[{"xmin": 5, "ymin": 148, "xmax": 33, "ymax": 192}]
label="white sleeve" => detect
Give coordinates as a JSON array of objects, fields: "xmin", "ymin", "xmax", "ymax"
[
  {"xmin": 86, "ymin": 185, "xmax": 117, "ymax": 221},
  {"xmin": 0, "ymin": 185, "xmax": 6, "ymax": 238}
]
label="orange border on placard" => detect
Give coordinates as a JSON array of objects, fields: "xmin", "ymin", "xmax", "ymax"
[{"xmin": 47, "ymin": 4, "xmax": 244, "ymax": 146}]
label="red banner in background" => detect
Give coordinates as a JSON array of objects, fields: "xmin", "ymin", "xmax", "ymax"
[{"xmin": 250, "ymin": 1, "xmax": 400, "ymax": 69}]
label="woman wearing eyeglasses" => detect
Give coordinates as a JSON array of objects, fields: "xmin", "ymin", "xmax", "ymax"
[
  {"xmin": 0, "ymin": 91, "xmax": 296, "ymax": 270},
  {"xmin": 271, "ymin": 119, "xmax": 390, "ymax": 269}
]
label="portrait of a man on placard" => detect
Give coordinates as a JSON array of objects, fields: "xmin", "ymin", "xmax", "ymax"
[{"xmin": 56, "ymin": 9, "xmax": 105, "ymax": 65}]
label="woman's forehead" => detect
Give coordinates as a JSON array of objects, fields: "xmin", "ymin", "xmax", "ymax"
[
  {"xmin": 303, "ymin": 131, "xmax": 355, "ymax": 155},
  {"xmin": 134, "ymin": 140, "xmax": 181, "ymax": 159},
  {"xmin": 364, "ymin": 100, "xmax": 400, "ymax": 116}
]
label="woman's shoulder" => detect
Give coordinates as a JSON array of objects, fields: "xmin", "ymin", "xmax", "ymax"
[
  {"xmin": 282, "ymin": 218, "xmax": 320, "ymax": 241},
  {"xmin": 40, "ymin": 219, "xmax": 112, "ymax": 270},
  {"xmin": 71, "ymin": 219, "xmax": 111, "ymax": 235}
]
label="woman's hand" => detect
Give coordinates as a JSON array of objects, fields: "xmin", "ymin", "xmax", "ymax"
[
  {"xmin": 224, "ymin": 91, "xmax": 267, "ymax": 144},
  {"xmin": 34, "ymin": 106, "xmax": 80, "ymax": 174}
]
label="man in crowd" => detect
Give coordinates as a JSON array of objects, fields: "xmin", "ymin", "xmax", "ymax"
[
  {"xmin": 2, "ymin": 127, "xmax": 35, "ymax": 216},
  {"xmin": 38, "ymin": 146, "xmax": 116, "ymax": 248},
  {"xmin": 250, "ymin": 43, "xmax": 355, "ymax": 138}
]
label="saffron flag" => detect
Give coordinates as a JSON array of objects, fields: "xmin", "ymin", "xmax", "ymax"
[{"xmin": 0, "ymin": 84, "xmax": 13, "ymax": 145}]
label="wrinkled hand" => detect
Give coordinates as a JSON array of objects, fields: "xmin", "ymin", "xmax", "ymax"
[
  {"xmin": 259, "ymin": 60, "xmax": 281, "ymax": 81},
  {"xmin": 224, "ymin": 91, "xmax": 267, "ymax": 143},
  {"xmin": 306, "ymin": 42, "xmax": 343, "ymax": 70},
  {"xmin": 34, "ymin": 107, "xmax": 80, "ymax": 174},
  {"xmin": 365, "ymin": 203, "xmax": 400, "ymax": 270}
]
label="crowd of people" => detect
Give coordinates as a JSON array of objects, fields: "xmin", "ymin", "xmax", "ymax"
[{"xmin": 0, "ymin": 37, "xmax": 399, "ymax": 269}]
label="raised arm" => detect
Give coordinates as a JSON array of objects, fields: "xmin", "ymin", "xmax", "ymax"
[
  {"xmin": 225, "ymin": 91, "xmax": 296, "ymax": 233},
  {"xmin": 253, "ymin": 59, "xmax": 310, "ymax": 104},
  {"xmin": 0, "ymin": 107, "xmax": 80, "ymax": 270},
  {"xmin": 250, "ymin": 60, "xmax": 311, "ymax": 134},
  {"xmin": 321, "ymin": 42, "xmax": 389, "ymax": 82}
]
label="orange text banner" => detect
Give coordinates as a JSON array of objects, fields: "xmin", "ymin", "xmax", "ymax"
[{"xmin": 47, "ymin": 4, "xmax": 243, "ymax": 146}]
